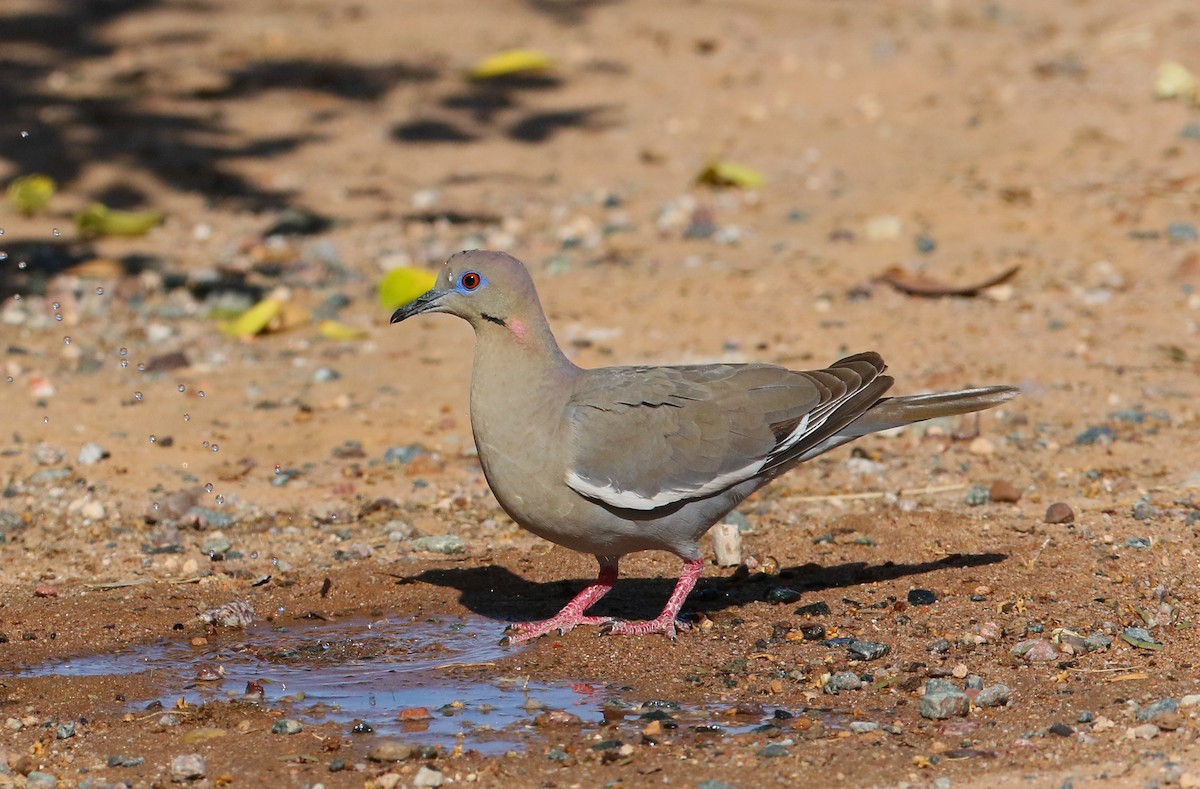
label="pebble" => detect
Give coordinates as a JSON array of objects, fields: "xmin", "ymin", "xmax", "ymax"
[
  {"xmin": 1074, "ymin": 425, "xmax": 1116, "ymax": 446},
  {"xmin": 764, "ymin": 586, "xmax": 802, "ymax": 604},
  {"xmin": 413, "ymin": 766, "xmax": 445, "ymax": 788},
  {"xmin": 1044, "ymin": 502, "xmax": 1075, "ymax": 524},
  {"xmin": 199, "ymin": 600, "xmax": 255, "ymax": 628},
  {"xmin": 908, "ymin": 588, "xmax": 937, "ymax": 606},
  {"xmin": 1137, "ymin": 698, "xmax": 1179, "ymax": 721},
  {"xmin": 1125, "ymin": 723, "xmax": 1160, "ymax": 740},
  {"xmin": 824, "ymin": 671, "xmax": 863, "ymax": 693},
  {"xmin": 794, "ymin": 601, "xmax": 831, "ymax": 617},
  {"xmin": 170, "ymin": 754, "xmax": 206, "ymax": 781},
  {"xmin": 951, "ymin": 663, "xmax": 968, "ymax": 679},
  {"xmin": 915, "ymin": 234, "xmax": 937, "ymax": 254},
  {"xmin": 989, "ymin": 480, "xmax": 1022, "ymax": 503},
  {"xmin": 963, "ymin": 484, "xmax": 990, "ymax": 506},
  {"xmin": 77, "ymin": 443, "xmax": 108, "ymax": 465},
  {"xmin": 1131, "ymin": 500, "xmax": 1160, "ymax": 521},
  {"xmin": 312, "ymin": 366, "xmax": 341, "ymax": 382},
  {"xmin": 33, "ymin": 442, "xmax": 65, "ymax": 465},
  {"xmin": 384, "ymin": 444, "xmax": 428, "ymax": 465},
  {"xmin": 849, "ymin": 721, "xmax": 879, "ymax": 734},
  {"xmin": 271, "ymin": 719, "xmax": 302, "ymax": 734},
  {"xmin": 1167, "ymin": 222, "xmax": 1199, "ymax": 243},
  {"xmin": 800, "ymin": 624, "xmax": 826, "ymax": 640},
  {"xmin": 107, "ymin": 755, "xmax": 145, "ymax": 767},
  {"xmin": 722, "ymin": 510, "xmax": 752, "ymax": 532},
  {"xmin": 201, "ymin": 537, "xmax": 232, "ymax": 555},
  {"xmin": 848, "ymin": 640, "xmax": 890, "ymax": 661},
  {"xmin": 412, "ymin": 534, "xmax": 466, "ymax": 554},
  {"xmin": 26, "ymin": 773, "xmax": 56, "ymax": 789},
  {"xmin": 1048, "ymin": 722, "xmax": 1075, "ymax": 737},
  {"xmin": 978, "ymin": 622, "xmax": 1002, "ymax": 642},
  {"xmin": 920, "ymin": 679, "xmax": 970, "ymax": 720},
  {"xmin": 1121, "ymin": 626, "xmax": 1159, "ymax": 649},
  {"xmin": 55, "ymin": 722, "xmax": 75, "ymax": 739},
  {"xmin": 1180, "ymin": 694, "xmax": 1200, "ymax": 708},
  {"xmin": 965, "ymin": 675, "xmax": 984, "ymax": 690},
  {"xmin": 1011, "ymin": 639, "xmax": 1059, "ymax": 662},
  {"xmin": 975, "ymin": 684, "xmax": 1011, "ymax": 708},
  {"xmin": 757, "ymin": 743, "xmax": 789, "ymax": 758},
  {"xmin": 698, "ymin": 782, "xmax": 740, "ymax": 789},
  {"xmin": 968, "ymin": 436, "xmax": 994, "ymax": 455},
  {"xmin": 368, "ymin": 739, "xmax": 414, "ymax": 762},
  {"xmin": 928, "ymin": 637, "xmax": 952, "ymax": 654}
]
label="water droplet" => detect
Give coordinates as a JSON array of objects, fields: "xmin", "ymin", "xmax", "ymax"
[
  {"xmin": 153, "ymin": 502, "xmax": 160, "ymax": 511},
  {"xmin": 12, "ymin": 294, "xmax": 21, "ymax": 301},
  {"xmin": 51, "ymin": 302, "xmax": 60, "ymax": 310},
  {"xmin": 16, "ymin": 261, "xmax": 26, "ymax": 270},
  {"xmin": 43, "ymin": 416, "xmax": 49, "ymax": 424},
  {"xmin": 54, "ymin": 313, "xmax": 62, "ymax": 322},
  {"xmin": 0, "ymin": 252, "xmax": 7, "ymax": 261},
  {"xmin": 95, "ymin": 287, "xmax": 104, "ymax": 296},
  {"xmin": 250, "ymin": 552, "xmax": 258, "ymax": 560},
  {"xmin": 62, "ymin": 336, "xmax": 70, "ymax": 345},
  {"xmin": 20, "ymin": 131, "xmax": 29, "ymax": 139},
  {"xmin": 215, "ymin": 494, "xmax": 225, "ymax": 505},
  {"xmin": 137, "ymin": 363, "xmax": 145, "ymax": 372},
  {"xmin": 202, "ymin": 440, "xmax": 209, "ymax": 449},
  {"xmin": 197, "ymin": 390, "xmax": 205, "ymax": 398},
  {"xmin": 120, "ymin": 360, "xmax": 128, "ymax": 369},
  {"xmin": 183, "ymin": 413, "xmax": 190, "ymax": 421},
  {"xmin": 51, "ymin": 228, "xmax": 60, "ymax": 238},
  {"xmin": 134, "ymin": 391, "xmax": 143, "ymax": 401},
  {"xmin": 204, "ymin": 482, "xmax": 213, "ymax": 493},
  {"xmin": 211, "ymin": 444, "xmax": 219, "ymax": 452},
  {"xmin": 5, "ymin": 376, "xmax": 12, "ymax": 384},
  {"xmin": 177, "ymin": 384, "xmax": 185, "ymax": 393},
  {"xmin": 119, "ymin": 347, "xmax": 128, "ymax": 356},
  {"xmin": 148, "ymin": 435, "xmax": 157, "ymax": 443},
  {"xmin": 274, "ymin": 464, "xmax": 282, "ymax": 475}
]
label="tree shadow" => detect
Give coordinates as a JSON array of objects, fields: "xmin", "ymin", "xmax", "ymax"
[{"xmin": 402, "ymin": 552, "xmax": 1008, "ymax": 625}]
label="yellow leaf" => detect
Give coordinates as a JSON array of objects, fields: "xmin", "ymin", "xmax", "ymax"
[
  {"xmin": 220, "ymin": 298, "xmax": 282, "ymax": 338},
  {"xmin": 7, "ymin": 174, "xmax": 56, "ymax": 214},
  {"xmin": 379, "ymin": 267, "xmax": 437, "ymax": 310},
  {"xmin": 468, "ymin": 49, "xmax": 554, "ymax": 80},
  {"xmin": 318, "ymin": 320, "xmax": 368, "ymax": 340},
  {"xmin": 75, "ymin": 203, "xmax": 163, "ymax": 237},
  {"xmin": 696, "ymin": 160, "xmax": 766, "ymax": 189}
]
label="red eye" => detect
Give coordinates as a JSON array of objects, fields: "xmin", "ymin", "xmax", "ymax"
[{"xmin": 460, "ymin": 272, "xmax": 481, "ymax": 291}]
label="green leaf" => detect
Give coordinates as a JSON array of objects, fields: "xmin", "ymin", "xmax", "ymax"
[
  {"xmin": 379, "ymin": 267, "xmax": 437, "ymax": 311},
  {"xmin": 75, "ymin": 203, "xmax": 163, "ymax": 237}
]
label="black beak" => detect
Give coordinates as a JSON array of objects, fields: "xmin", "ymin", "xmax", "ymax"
[{"xmin": 390, "ymin": 289, "xmax": 446, "ymax": 324}]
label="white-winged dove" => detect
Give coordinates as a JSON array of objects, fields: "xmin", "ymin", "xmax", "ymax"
[{"xmin": 392, "ymin": 251, "xmax": 1017, "ymax": 641}]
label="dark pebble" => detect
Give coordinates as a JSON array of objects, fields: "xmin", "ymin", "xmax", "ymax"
[
  {"xmin": 1077, "ymin": 711, "xmax": 1094, "ymax": 723},
  {"xmin": 1048, "ymin": 722, "xmax": 1075, "ymax": 737},
  {"xmin": 794, "ymin": 601, "xmax": 831, "ymax": 617},
  {"xmin": 848, "ymin": 640, "xmax": 890, "ymax": 661},
  {"xmin": 757, "ymin": 743, "xmax": 789, "ymax": 758},
  {"xmin": 800, "ymin": 624, "xmax": 826, "ymax": 640},
  {"xmin": 928, "ymin": 637, "xmax": 953, "ymax": 654},
  {"xmin": 1167, "ymin": 222, "xmax": 1199, "ymax": 243},
  {"xmin": 641, "ymin": 699, "xmax": 681, "ymax": 710},
  {"xmin": 328, "ymin": 759, "xmax": 345, "ymax": 772},
  {"xmin": 764, "ymin": 586, "xmax": 803, "ymax": 604},
  {"xmin": 907, "ymin": 589, "xmax": 937, "ymax": 606},
  {"xmin": 1074, "ymin": 425, "xmax": 1116, "ymax": 446},
  {"xmin": 1131, "ymin": 501, "xmax": 1160, "ymax": 521},
  {"xmin": 915, "ymin": 234, "xmax": 937, "ymax": 254}
]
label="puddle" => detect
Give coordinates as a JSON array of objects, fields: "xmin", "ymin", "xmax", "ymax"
[{"xmin": 20, "ymin": 615, "xmax": 884, "ymax": 753}]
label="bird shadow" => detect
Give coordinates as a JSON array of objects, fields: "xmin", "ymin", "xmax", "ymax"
[{"xmin": 401, "ymin": 552, "xmax": 1008, "ymax": 624}]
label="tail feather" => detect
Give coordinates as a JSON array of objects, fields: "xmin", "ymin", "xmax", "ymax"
[{"xmin": 794, "ymin": 385, "xmax": 1018, "ymax": 463}]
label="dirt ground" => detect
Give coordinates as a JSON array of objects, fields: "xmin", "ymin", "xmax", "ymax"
[{"xmin": 2, "ymin": 0, "xmax": 1200, "ymax": 786}]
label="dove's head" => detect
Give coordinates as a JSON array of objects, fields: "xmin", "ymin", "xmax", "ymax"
[{"xmin": 389, "ymin": 250, "xmax": 545, "ymax": 341}]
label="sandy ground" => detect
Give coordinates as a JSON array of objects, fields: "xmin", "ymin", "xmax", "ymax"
[{"xmin": 2, "ymin": 0, "xmax": 1200, "ymax": 786}]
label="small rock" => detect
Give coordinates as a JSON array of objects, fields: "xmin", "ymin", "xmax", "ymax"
[
  {"xmin": 963, "ymin": 484, "xmax": 990, "ymax": 506},
  {"xmin": 1138, "ymin": 698, "xmax": 1179, "ymax": 721},
  {"xmin": 794, "ymin": 601, "xmax": 831, "ymax": 617},
  {"xmin": 200, "ymin": 537, "xmax": 232, "ymax": 556},
  {"xmin": 1121, "ymin": 626, "xmax": 1159, "ymax": 649},
  {"xmin": 1125, "ymin": 723, "xmax": 1160, "ymax": 740},
  {"xmin": 951, "ymin": 663, "xmax": 968, "ymax": 679},
  {"xmin": 26, "ymin": 773, "xmax": 56, "ymax": 789},
  {"xmin": 271, "ymin": 719, "xmax": 302, "ymax": 734},
  {"xmin": 170, "ymin": 754, "xmax": 206, "ymax": 781},
  {"xmin": 764, "ymin": 586, "xmax": 802, "ymax": 604},
  {"xmin": 976, "ymin": 684, "xmax": 1011, "ymax": 708},
  {"xmin": 824, "ymin": 671, "xmax": 863, "ymax": 693},
  {"xmin": 697, "ymin": 783, "xmax": 739, "ymax": 789},
  {"xmin": 1131, "ymin": 500, "xmax": 1160, "ymax": 521},
  {"xmin": 412, "ymin": 534, "xmax": 465, "ymax": 555},
  {"xmin": 965, "ymin": 674, "xmax": 984, "ymax": 690},
  {"xmin": 106, "ymin": 755, "xmax": 145, "ymax": 768},
  {"xmin": 928, "ymin": 637, "xmax": 952, "ymax": 654},
  {"xmin": 800, "ymin": 624, "xmax": 826, "ymax": 641},
  {"xmin": 198, "ymin": 600, "xmax": 254, "ymax": 628},
  {"xmin": 920, "ymin": 679, "xmax": 970, "ymax": 720},
  {"xmin": 368, "ymin": 739, "xmax": 414, "ymax": 762},
  {"xmin": 757, "ymin": 742, "xmax": 789, "ymax": 758},
  {"xmin": 312, "ymin": 366, "xmax": 341, "ymax": 383},
  {"xmin": 383, "ymin": 444, "xmax": 428, "ymax": 465},
  {"xmin": 1048, "ymin": 722, "xmax": 1074, "ymax": 736},
  {"xmin": 1075, "ymin": 425, "xmax": 1116, "ymax": 446},
  {"xmin": 33, "ymin": 442, "xmax": 65, "ymax": 465},
  {"xmin": 978, "ymin": 622, "xmax": 1002, "ymax": 642},
  {"xmin": 849, "ymin": 721, "xmax": 879, "ymax": 734},
  {"xmin": 413, "ymin": 766, "xmax": 444, "ymax": 788},
  {"xmin": 989, "ymin": 480, "xmax": 1022, "ymax": 503},
  {"xmin": 1167, "ymin": 222, "xmax": 1199, "ymax": 244},
  {"xmin": 1044, "ymin": 502, "xmax": 1075, "ymax": 524},
  {"xmin": 848, "ymin": 640, "xmax": 890, "ymax": 661},
  {"xmin": 77, "ymin": 443, "xmax": 108, "ymax": 466},
  {"xmin": 1011, "ymin": 638, "xmax": 1059, "ymax": 662},
  {"xmin": 908, "ymin": 588, "xmax": 937, "ymax": 606},
  {"xmin": 34, "ymin": 584, "xmax": 57, "ymax": 598},
  {"xmin": 968, "ymin": 436, "xmax": 994, "ymax": 455},
  {"xmin": 1179, "ymin": 694, "xmax": 1200, "ymax": 708},
  {"xmin": 55, "ymin": 722, "xmax": 75, "ymax": 739}
]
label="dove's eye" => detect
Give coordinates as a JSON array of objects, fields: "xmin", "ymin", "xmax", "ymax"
[{"xmin": 459, "ymin": 271, "xmax": 481, "ymax": 291}]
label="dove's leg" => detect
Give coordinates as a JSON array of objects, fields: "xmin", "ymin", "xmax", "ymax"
[
  {"xmin": 601, "ymin": 557, "xmax": 703, "ymax": 639},
  {"xmin": 502, "ymin": 561, "xmax": 618, "ymax": 643}
]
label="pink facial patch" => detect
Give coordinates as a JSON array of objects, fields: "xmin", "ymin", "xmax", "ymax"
[{"xmin": 509, "ymin": 318, "xmax": 527, "ymax": 340}]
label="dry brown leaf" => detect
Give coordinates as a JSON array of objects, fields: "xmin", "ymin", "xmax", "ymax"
[{"xmin": 878, "ymin": 264, "xmax": 1020, "ymax": 297}]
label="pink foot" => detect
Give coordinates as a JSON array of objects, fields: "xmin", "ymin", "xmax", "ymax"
[
  {"xmin": 599, "ymin": 557, "xmax": 704, "ymax": 640},
  {"xmin": 499, "ymin": 563, "xmax": 617, "ymax": 645}
]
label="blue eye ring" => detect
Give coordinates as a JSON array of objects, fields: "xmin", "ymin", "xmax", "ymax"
[{"xmin": 459, "ymin": 271, "xmax": 482, "ymax": 291}]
